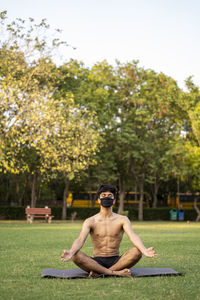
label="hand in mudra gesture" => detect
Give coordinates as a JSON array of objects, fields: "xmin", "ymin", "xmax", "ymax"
[
  {"xmin": 61, "ymin": 250, "xmax": 72, "ymax": 262},
  {"xmin": 143, "ymin": 247, "xmax": 157, "ymax": 258}
]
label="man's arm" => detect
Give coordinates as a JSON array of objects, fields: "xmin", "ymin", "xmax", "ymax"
[
  {"xmin": 61, "ymin": 218, "xmax": 91, "ymax": 262},
  {"xmin": 122, "ymin": 217, "xmax": 156, "ymax": 258}
]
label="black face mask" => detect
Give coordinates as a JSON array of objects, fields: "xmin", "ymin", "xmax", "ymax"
[{"xmin": 100, "ymin": 197, "xmax": 114, "ymax": 207}]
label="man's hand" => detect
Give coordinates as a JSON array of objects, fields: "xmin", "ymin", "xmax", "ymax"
[
  {"xmin": 61, "ymin": 250, "xmax": 72, "ymax": 262},
  {"xmin": 143, "ymin": 247, "xmax": 157, "ymax": 258}
]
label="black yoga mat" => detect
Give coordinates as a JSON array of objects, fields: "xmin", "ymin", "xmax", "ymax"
[{"xmin": 41, "ymin": 267, "xmax": 183, "ymax": 279}]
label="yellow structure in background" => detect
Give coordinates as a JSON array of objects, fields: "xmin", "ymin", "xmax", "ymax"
[
  {"xmin": 66, "ymin": 191, "xmax": 149, "ymax": 208},
  {"xmin": 168, "ymin": 193, "xmax": 200, "ymax": 209},
  {"xmin": 123, "ymin": 192, "xmax": 149, "ymax": 208},
  {"xmin": 66, "ymin": 191, "xmax": 99, "ymax": 207}
]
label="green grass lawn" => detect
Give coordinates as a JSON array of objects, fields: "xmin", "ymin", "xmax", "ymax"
[{"xmin": 0, "ymin": 221, "xmax": 200, "ymax": 300}]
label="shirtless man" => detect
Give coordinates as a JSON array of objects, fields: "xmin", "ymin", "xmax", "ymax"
[{"xmin": 61, "ymin": 184, "xmax": 156, "ymax": 277}]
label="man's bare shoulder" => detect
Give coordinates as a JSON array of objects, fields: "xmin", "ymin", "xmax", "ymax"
[
  {"xmin": 84, "ymin": 213, "xmax": 100, "ymax": 225},
  {"xmin": 112, "ymin": 213, "xmax": 130, "ymax": 223}
]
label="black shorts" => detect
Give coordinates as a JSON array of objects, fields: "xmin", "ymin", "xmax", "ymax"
[{"xmin": 92, "ymin": 256, "xmax": 121, "ymax": 268}]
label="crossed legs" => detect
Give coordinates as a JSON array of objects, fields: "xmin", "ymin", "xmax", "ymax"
[
  {"xmin": 110, "ymin": 247, "xmax": 142, "ymax": 270},
  {"xmin": 71, "ymin": 247, "xmax": 142, "ymax": 277}
]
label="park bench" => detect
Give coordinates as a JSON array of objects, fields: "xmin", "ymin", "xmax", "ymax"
[{"xmin": 25, "ymin": 206, "xmax": 54, "ymax": 224}]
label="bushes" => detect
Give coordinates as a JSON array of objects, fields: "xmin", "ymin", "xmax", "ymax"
[
  {"xmin": 51, "ymin": 207, "xmax": 101, "ymax": 220},
  {"xmin": 0, "ymin": 206, "xmax": 198, "ymax": 221},
  {"xmin": 143, "ymin": 208, "xmax": 170, "ymax": 221},
  {"xmin": 0, "ymin": 206, "xmax": 26, "ymax": 220},
  {"xmin": 0, "ymin": 206, "xmax": 101, "ymax": 220}
]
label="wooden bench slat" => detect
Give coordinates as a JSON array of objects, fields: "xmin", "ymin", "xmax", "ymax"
[
  {"xmin": 29, "ymin": 215, "xmax": 51, "ymax": 218},
  {"xmin": 25, "ymin": 207, "xmax": 54, "ymax": 223},
  {"xmin": 26, "ymin": 208, "xmax": 51, "ymax": 213}
]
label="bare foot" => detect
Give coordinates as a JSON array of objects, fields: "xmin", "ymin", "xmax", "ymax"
[
  {"xmin": 88, "ymin": 270, "xmax": 100, "ymax": 278},
  {"xmin": 88, "ymin": 268, "xmax": 131, "ymax": 278},
  {"xmin": 113, "ymin": 268, "xmax": 131, "ymax": 277}
]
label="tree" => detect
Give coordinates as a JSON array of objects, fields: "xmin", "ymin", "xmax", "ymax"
[
  {"xmin": 38, "ymin": 96, "xmax": 99, "ymax": 219},
  {"xmin": 56, "ymin": 60, "xmax": 119, "ymax": 191},
  {"xmin": 114, "ymin": 62, "xmax": 185, "ymax": 219},
  {"xmin": 0, "ymin": 12, "xmax": 62, "ymax": 206},
  {"xmin": 180, "ymin": 79, "xmax": 200, "ymax": 221},
  {"xmin": 57, "ymin": 60, "xmax": 186, "ymax": 220},
  {"xmin": 183, "ymin": 78, "xmax": 200, "ymax": 146},
  {"xmin": 0, "ymin": 12, "xmax": 99, "ymax": 215}
]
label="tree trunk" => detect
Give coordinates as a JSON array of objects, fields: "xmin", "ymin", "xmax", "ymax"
[
  {"xmin": 36, "ymin": 174, "xmax": 41, "ymax": 204},
  {"xmin": 16, "ymin": 177, "xmax": 20, "ymax": 205},
  {"xmin": 31, "ymin": 173, "xmax": 37, "ymax": 207},
  {"xmin": 138, "ymin": 175, "xmax": 145, "ymax": 221},
  {"xmin": 16, "ymin": 175, "xmax": 28, "ymax": 206},
  {"xmin": 5, "ymin": 175, "xmax": 12, "ymax": 204},
  {"xmin": 152, "ymin": 177, "xmax": 160, "ymax": 208},
  {"xmin": 62, "ymin": 172, "xmax": 69, "ymax": 220},
  {"xmin": 87, "ymin": 168, "xmax": 94, "ymax": 207},
  {"xmin": 118, "ymin": 175, "xmax": 125, "ymax": 213},
  {"xmin": 134, "ymin": 182, "xmax": 138, "ymax": 202},
  {"xmin": 194, "ymin": 196, "xmax": 200, "ymax": 222}
]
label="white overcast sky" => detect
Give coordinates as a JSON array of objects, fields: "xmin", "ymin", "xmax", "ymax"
[{"xmin": 2, "ymin": 0, "xmax": 200, "ymax": 89}]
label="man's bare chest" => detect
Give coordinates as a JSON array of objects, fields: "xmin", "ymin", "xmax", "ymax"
[{"xmin": 91, "ymin": 220, "xmax": 123, "ymax": 238}]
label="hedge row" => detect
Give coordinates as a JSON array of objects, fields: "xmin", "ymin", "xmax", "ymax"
[{"xmin": 0, "ymin": 206, "xmax": 198, "ymax": 221}]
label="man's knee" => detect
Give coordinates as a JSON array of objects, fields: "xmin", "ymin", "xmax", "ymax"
[{"xmin": 72, "ymin": 251, "xmax": 83, "ymax": 264}]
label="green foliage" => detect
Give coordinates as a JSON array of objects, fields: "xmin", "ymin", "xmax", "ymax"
[
  {"xmin": 179, "ymin": 79, "xmax": 200, "ymax": 190},
  {"xmin": 0, "ymin": 206, "xmax": 197, "ymax": 221},
  {"xmin": 0, "ymin": 206, "xmax": 25, "ymax": 220},
  {"xmin": 0, "ymin": 12, "xmax": 99, "ymax": 211},
  {"xmin": 182, "ymin": 77, "xmax": 200, "ymax": 145}
]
